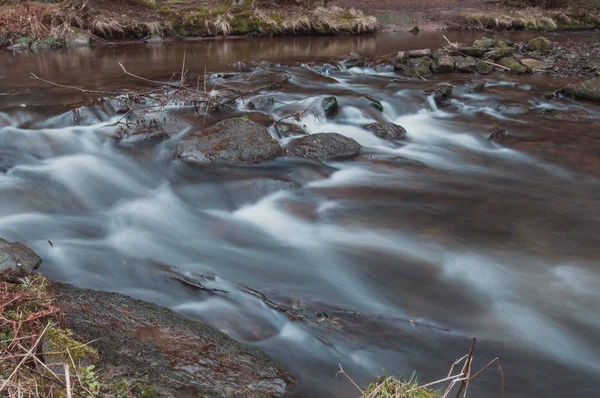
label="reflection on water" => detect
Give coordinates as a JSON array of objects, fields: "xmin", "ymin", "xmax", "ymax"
[{"xmin": 1, "ymin": 32, "xmax": 600, "ymax": 397}]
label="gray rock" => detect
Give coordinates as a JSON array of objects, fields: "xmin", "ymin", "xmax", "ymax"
[
  {"xmin": 453, "ymin": 56, "xmax": 477, "ymax": 73},
  {"xmin": 473, "ymin": 37, "xmax": 496, "ymax": 48},
  {"xmin": 0, "ymin": 238, "xmax": 42, "ymax": 274},
  {"xmin": 176, "ymin": 118, "xmax": 282, "ymax": 165},
  {"xmin": 362, "ymin": 95, "xmax": 383, "ymax": 112},
  {"xmin": 407, "ymin": 49, "xmax": 432, "ymax": 58},
  {"xmin": 52, "ymin": 283, "xmax": 293, "ymax": 397},
  {"xmin": 457, "ymin": 45, "xmax": 487, "ymax": 57},
  {"xmin": 392, "ymin": 51, "xmax": 407, "ymax": 67},
  {"xmin": 465, "ymin": 80, "xmax": 486, "ymax": 93},
  {"xmin": 540, "ymin": 109, "xmax": 595, "ymax": 123},
  {"xmin": 285, "ymin": 133, "xmax": 361, "ymax": 161},
  {"xmin": 31, "ymin": 41, "xmax": 54, "ymax": 52},
  {"xmin": 65, "ymin": 30, "xmax": 90, "ymax": 47},
  {"xmin": 432, "ymin": 55, "xmax": 455, "ymax": 73},
  {"xmin": 322, "ymin": 96, "xmax": 340, "ymax": 119},
  {"xmin": 363, "ymin": 122, "xmax": 407, "ymax": 140},
  {"xmin": 520, "ymin": 58, "xmax": 550, "ymax": 73},
  {"xmin": 432, "ymin": 48, "xmax": 450, "ymax": 59},
  {"xmin": 247, "ymin": 96, "xmax": 275, "ymax": 111}
]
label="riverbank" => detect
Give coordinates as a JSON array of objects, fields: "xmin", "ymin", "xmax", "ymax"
[
  {"xmin": 0, "ymin": 0, "xmax": 377, "ymax": 51},
  {"xmin": 0, "ymin": 239, "xmax": 293, "ymax": 397}
]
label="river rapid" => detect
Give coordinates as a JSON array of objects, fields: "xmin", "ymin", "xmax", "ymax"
[{"xmin": 1, "ymin": 31, "xmax": 600, "ymax": 397}]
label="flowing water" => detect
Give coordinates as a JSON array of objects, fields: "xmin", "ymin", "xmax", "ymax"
[{"xmin": 1, "ymin": 31, "xmax": 600, "ymax": 397}]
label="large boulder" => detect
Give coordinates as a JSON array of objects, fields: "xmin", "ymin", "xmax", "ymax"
[
  {"xmin": 52, "ymin": 283, "xmax": 293, "ymax": 397},
  {"xmin": 520, "ymin": 58, "xmax": 549, "ymax": 73},
  {"xmin": 0, "ymin": 238, "xmax": 42, "ymax": 274},
  {"xmin": 175, "ymin": 118, "xmax": 282, "ymax": 165},
  {"xmin": 247, "ymin": 96, "xmax": 275, "ymax": 111},
  {"xmin": 363, "ymin": 122, "xmax": 407, "ymax": 140},
  {"xmin": 561, "ymin": 78, "xmax": 600, "ymax": 103},
  {"xmin": 343, "ymin": 52, "xmax": 363, "ymax": 68},
  {"xmin": 285, "ymin": 133, "xmax": 361, "ymax": 161}
]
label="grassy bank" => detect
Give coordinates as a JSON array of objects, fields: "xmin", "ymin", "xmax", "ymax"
[
  {"xmin": 0, "ymin": 0, "xmax": 377, "ymax": 50},
  {"xmin": 459, "ymin": 8, "xmax": 600, "ymax": 30}
]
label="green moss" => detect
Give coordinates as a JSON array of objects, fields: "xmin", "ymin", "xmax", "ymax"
[
  {"xmin": 16, "ymin": 36, "xmax": 34, "ymax": 44},
  {"xmin": 476, "ymin": 60, "xmax": 494, "ymax": 74},
  {"xmin": 499, "ymin": 56, "xmax": 526, "ymax": 73},
  {"xmin": 363, "ymin": 94, "xmax": 383, "ymax": 112},
  {"xmin": 45, "ymin": 327, "xmax": 100, "ymax": 366}
]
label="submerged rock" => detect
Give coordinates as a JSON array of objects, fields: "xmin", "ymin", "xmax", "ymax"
[
  {"xmin": 285, "ymin": 133, "xmax": 361, "ymax": 161},
  {"xmin": 322, "ymin": 96, "xmax": 340, "ymax": 119},
  {"xmin": 422, "ymin": 82, "xmax": 455, "ymax": 105},
  {"xmin": 176, "ymin": 118, "xmax": 282, "ymax": 165},
  {"xmin": 0, "ymin": 238, "xmax": 42, "ymax": 274},
  {"xmin": 497, "ymin": 103, "xmax": 530, "ymax": 115},
  {"xmin": 561, "ymin": 78, "xmax": 600, "ymax": 103},
  {"xmin": 488, "ymin": 126, "xmax": 507, "ymax": 141},
  {"xmin": 247, "ymin": 96, "xmax": 275, "ymax": 111},
  {"xmin": 362, "ymin": 95, "xmax": 384, "ymax": 112},
  {"xmin": 52, "ymin": 283, "xmax": 294, "ymax": 397},
  {"xmin": 465, "ymin": 80, "xmax": 486, "ymax": 93},
  {"xmin": 7, "ymin": 42, "xmax": 30, "ymax": 52},
  {"xmin": 363, "ymin": 122, "xmax": 407, "ymax": 140},
  {"xmin": 540, "ymin": 108, "xmax": 595, "ymax": 123},
  {"xmin": 145, "ymin": 35, "xmax": 163, "ymax": 44}
]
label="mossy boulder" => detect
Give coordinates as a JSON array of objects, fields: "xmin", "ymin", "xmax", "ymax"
[
  {"xmin": 407, "ymin": 49, "xmax": 432, "ymax": 58},
  {"xmin": 561, "ymin": 79, "xmax": 600, "ymax": 103},
  {"xmin": 528, "ymin": 36, "xmax": 552, "ymax": 52},
  {"xmin": 499, "ymin": 57, "xmax": 526, "ymax": 74},
  {"xmin": 175, "ymin": 118, "xmax": 282, "ymax": 164}
]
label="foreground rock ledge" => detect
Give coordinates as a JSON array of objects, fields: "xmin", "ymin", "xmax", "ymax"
[
  {"xmin": 52, "ymin": 283, "xmax": 293, "ymax": 397},
  {"xmin": 176, "ymin": 118, "xmax": 282, "ymax": 165}
]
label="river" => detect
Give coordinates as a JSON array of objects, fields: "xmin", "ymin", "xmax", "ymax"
[{"xmin": 1, "ymin": 31, "xmax": 599, "ymax": 397}]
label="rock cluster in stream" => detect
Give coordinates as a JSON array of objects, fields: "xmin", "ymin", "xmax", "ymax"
[{"xmin": 387, "ymin": 36, "xmax": 556, "ymax": 76}]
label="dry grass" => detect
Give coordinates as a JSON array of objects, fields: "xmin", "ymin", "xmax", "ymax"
[{"xmin": 310, "ymin": 6, "xmax": 378, "ymax": 33}]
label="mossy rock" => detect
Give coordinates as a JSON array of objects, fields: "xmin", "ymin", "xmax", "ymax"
[
  {"xmin": 499, "ymin": 57, "xmax": 526, "ymax": 74},
  {"xmin": 433, "ymin": 55, "xmax": 455, "ymax": 73},
  {"xmin": 473, "ymin": 37, "xmax": 496, "ymax": 48},
  {"xmin": 483, "ymin": 46, "xmax": 514, "ymax": 61},
  {"xmin": 561, "ymin": 79, "xmax": 600, "ymax": 103},
  {"xmin": 44, "ymin": 327, "xmax": 100, "ymax": 368},
  {"xmin": 322, "ymin": 96, "xmax": 340, "ymax": 119},
  {"xmin": 538, "ymin": 17, "xmax": 557, "ymax": 31},
  {"xmin": 494, "ymin": 40, "xmax": 509, "ymax": 49},
  {"xmin": 476, "ymin": 60, "xmax": 494, "ymax": 74},
  {"xmin": 528, "ymin": 36, "xmax": 551, "ymax": 52}
]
